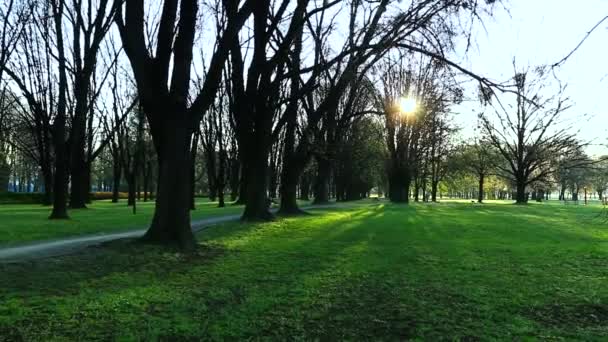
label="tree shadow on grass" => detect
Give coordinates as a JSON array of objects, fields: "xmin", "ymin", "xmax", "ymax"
[{"xmin": 1, "ymin": 203, "xmax": 607, "ymax": 340}]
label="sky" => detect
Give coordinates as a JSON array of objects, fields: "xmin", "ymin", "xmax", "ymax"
[{"xmin": 450, "ymin": 0, "xmax": 608, "ymax": 156}]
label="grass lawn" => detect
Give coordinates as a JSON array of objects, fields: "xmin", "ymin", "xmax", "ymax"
[
  {"xmin": 1, "ymin": 201, "xmax": 608, "ymax": 340},
  {"xmin": 0, "ymin": 198, "xmax": 248, "ymax": 246}
]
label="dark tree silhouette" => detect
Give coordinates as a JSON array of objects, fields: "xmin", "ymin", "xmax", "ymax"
[{"xmin": 114, "ymin": 0, "xmax": 253, "ymax": 249}]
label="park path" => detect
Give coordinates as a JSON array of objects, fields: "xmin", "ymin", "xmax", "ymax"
[{"xmin": 0, "ymin": 203, "xmax": 351, "ymax": 263}]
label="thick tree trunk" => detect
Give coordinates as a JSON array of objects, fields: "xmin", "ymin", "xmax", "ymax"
[
  {"xmin": 313, "ymin": 157, "xmax": 331, "ymax": 204},
  {"xmin": 241, "ymin": 145, "xmax": 272, "ymax": 221},
  {"xmin": 431, "ymin": 179, "xmax": 439, "ymax": 202},
  {"xmin": 141, "ymin": 116, "xmax": 196, "ymax": 251},
  {"xmin": 233, "ymin": 161, "xmax": 248, "ymax": 205},
  {"xmin": 515, "ymin": 180, "xmax": 527, "ymax": 204},
  {"xmin": 278, "ymin": 116, "xmax": 307, "ymax": 214},
  {"xmin": 388, "ymin": 166, "xmax": 410, "ymax": 203},
  {"xmin": 300, "ymin": 176, "xmax": 311, "ymax": 200},
  {"xmin": 69, "ymin": 164, "xmax": 88, "ymax": 209},
  {"xmin": 279, "ymin": 161, "xmax": 304, "ymax": 214}
]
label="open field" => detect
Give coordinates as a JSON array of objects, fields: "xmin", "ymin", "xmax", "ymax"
[{"xmin": 1, "ymin": 201, "xmax": 607, "ymax": 340}]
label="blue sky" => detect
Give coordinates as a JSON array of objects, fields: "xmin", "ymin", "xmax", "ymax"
[{"xmin": 450, "ymin": 0, "xmax": 608, "ymax": 156}]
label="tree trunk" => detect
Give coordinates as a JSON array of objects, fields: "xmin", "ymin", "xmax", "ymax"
[
  {"xmin": 41, "ymin": 164, "xmax": 53, "ymax": 206},
  {"xmin": 69, "ymin": 163, "xmax": 88, "ymax": 208},
  {"xmin": 301, "ymin": 177, "xmax": 311, "ymax": 200},
  {"xmin": 278, "ymin": 110, "xmax": 307, "ymax": 214},
  {"xmin": 388, "ymin": 166, "xmax": 410, "ymax": 203},
  {"xmin": 478, "ymin": 173, "xmax": 484, "ymax": 203},
  {"xmin": 559, "ymin": 186, "xmax": 566, "ymax": 201},
  {"xmin": 141, "ymin": 115, "xmax": 196, "ymax": 251},
  {"xmin": 279, "ymin": 160, "xmax": 303, "ymax": 214},
  {"xmin": 112, "ymin": 159, "xmax": 121, "ymax": 203},
  {"xmin": 190, "ymin": 133, "xmax": 199, "ymax": 210},
  {"xmin": 233, "ymin": 161, "xmax": 248, "ymax": 205},
  {"xmin": 313, "ymin": 157, "xmax": 331, "ymax": 204},
  {"xmin": 49, "ymin": 124, "xmax": 69, "ymax": 219},
  {"xmin": 241, "ymin": 144, "xmax": 273, "ymax": 221},
  {"xmin": 127, "ymin": 172, "xmax": 136, "ymax": 206},
  {"xmin": 143, "ymin": 161, "xmax": 151, "ymax": 202},
  {"xmin": 205, "ymin": 149, "xmax": 217, "ymax": 202},
  {"xmin": 515, "ymin": 180, "xmax": 527, "ymax": 204},
  {"xmin": 229, "ymin": 158, "xmax": 240, "ymax": 201}
]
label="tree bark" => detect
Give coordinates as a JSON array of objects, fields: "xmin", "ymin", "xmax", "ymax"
[
  {"xmin": 515, "ymin": 180, "xmax": 527, "ymax": 204},
  {"xmin": 141, "ymin": 115, "xmax": 196, "ymax": 250},
  {"xmin": 478, "ymin": 173, "xmax": 484, "ymax": 203},
  {"xmin": 241, "ymin": 143, "xmax": 272, "ymax": 220},
  {"xmin": 313, "ymin": 157, "xmax": 331, "ymax": 204},
  {"xmin": 41, "ymin": 164, "xmax": 53, "ymax": 206},
  {"xmin": 112, "ymin": 159, "xmax": 121, "ymax": 203}
]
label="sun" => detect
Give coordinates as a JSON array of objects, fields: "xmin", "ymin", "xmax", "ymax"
[{"xmin": 398, "ymin": 97, "xmax": 417, "ymax": 114}]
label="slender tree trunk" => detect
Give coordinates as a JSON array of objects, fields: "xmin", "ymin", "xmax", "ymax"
[
  {"xmin": 49, "ymin": 127, "xmax": 69, "ymax": 219},
  {"xmin": 112, "ymin": 160, "xmax": 121, "ymax": 203},
  {"xmin": 41, "ymin": 164, "xmax": 53, "ymax": 206},
  {"xmin": 478, "ymin": 173, "xmax": 484, "ymax": 203},
  {"xmin": 190, "ymin": 133, "xmax": 199, "ymax": 210},
  {"xmin": 206, "ymin": 150, "xmax": 217, "ymax": 202},
  {"xmin": 229, "ymin": 159, "xmax": 239, "ymax": 201},
  {"xmin": 49, "ymin": 0, "xmax": 69, "ymax": 220},
  {"xmin": 127, "ymin": 172, "xmax": 136, "ymax": 206}
]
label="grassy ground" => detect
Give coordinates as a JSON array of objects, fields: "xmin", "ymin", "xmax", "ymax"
[
  {"xmin": 1, "ymin": 201, "xmax": 608, "ymax": 340},
  {"xmin": 0, "ymin": 198, "xmax": 248, "ymax": 246}
]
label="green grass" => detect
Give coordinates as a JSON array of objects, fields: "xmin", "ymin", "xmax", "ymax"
[
  {"xmin": 0, "ymin": 199, "xmax": 247, "ymax": 246},
  {"xmin": 1, "ymin": 201, "xmax": 608, "ymax": 340}
]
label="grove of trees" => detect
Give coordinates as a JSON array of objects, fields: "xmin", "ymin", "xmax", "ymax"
[{"xmin": 1, "ymin": 0, "xmax": 605, "ymax": 250}]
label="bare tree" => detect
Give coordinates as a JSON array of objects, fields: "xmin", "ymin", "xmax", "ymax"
[{"xmin": 480, "ymin": 66, "xmax": 583, "ymax": 204}]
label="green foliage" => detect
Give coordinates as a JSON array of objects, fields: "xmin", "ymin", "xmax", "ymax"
[
  {"xmin": 1, "ymin": 202, "xmax": 607, "ymax": 340},
  {"xmin": 335, "ymin": 118, "xmax": 387, "ymax": 200}
]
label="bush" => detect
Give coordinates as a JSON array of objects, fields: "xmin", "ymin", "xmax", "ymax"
[
  {"xmin": 89, "ymin": 192, "xmax": 130, "ymax": 201},
  {"xmin": 0, "ymin": 192, "xmax": 45, "ymax": 204},
  {"xmin": 0, "ymin": 192, "xmax": 150, "ymax": 204}
]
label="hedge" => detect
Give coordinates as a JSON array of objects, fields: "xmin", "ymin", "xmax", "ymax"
[{"xmin": 0, "ymin": 191, "xmax": 142, "ymax": 204}]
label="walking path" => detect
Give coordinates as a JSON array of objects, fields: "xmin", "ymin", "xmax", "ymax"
[{"xmin": 0, "ymin": 203, "xmax": 351, "ymax": 263}]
